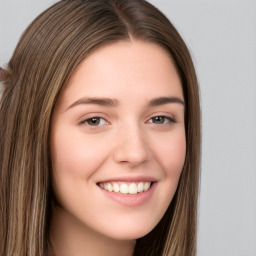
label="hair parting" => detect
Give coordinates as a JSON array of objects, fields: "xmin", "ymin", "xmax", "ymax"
[{"xmin": 0, "ymin": 1, "xmax": 201, "ymax": 255}]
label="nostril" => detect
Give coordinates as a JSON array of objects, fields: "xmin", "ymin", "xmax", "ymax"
[{"xmin": 112, "ymin": 140, "xmax": 149, "ymax": 167}]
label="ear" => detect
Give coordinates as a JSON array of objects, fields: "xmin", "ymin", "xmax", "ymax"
[{"xmin": 0, "ymin": 68, "xmax": 8, "ymax": 81}]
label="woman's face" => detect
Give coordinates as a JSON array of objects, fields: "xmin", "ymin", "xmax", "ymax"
[{"xmin": 50, "ymin": 40, "xmax": 186, "ymax": 240}]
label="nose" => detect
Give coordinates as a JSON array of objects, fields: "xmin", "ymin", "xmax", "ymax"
[{"xmin": 112, "ymin": 124, "xmax": 149, "ymax": 168}]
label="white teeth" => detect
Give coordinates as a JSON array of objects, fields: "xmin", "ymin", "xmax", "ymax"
[
  {"xmin": 144, "ymin": 182, "xmax": 150, "ymax": 191},
  {"xmin": 99, "ymin": 181, "xmax": 152, "ymax": 194},
  {"xmin": 138, "ymin": 182, "xmax": 144, "ymax": 192},
  {"xmin": 120, "ymin": 184, "xmax": 129, "ymax": 194},
  {"xmin": 107, "ymin": 183, "xmax": 113, "ymax": 192},
  {"xmin": 128, "ymin": 183, "xmax": 138, "ymax": 194},
  {"xmin": 113, "ymin": 183, "xmax": 119, "ymax": 192}
]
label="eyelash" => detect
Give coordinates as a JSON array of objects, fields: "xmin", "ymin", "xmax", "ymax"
[
  {"xmin": 147, "ymin": 115, "xmax": 175, "ymax": 125},
  {"xmin": 81, "ymin": 115, "xmax": 175, "ymax": 128},
  {"xmin": 81, "ymin": 117, "xmax": 109, "ymax": 127}
]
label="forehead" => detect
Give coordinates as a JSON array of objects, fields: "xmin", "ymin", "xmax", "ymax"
[{"xmin": 57, "ymin": 40, "xmax": 183, "ymax": 108}]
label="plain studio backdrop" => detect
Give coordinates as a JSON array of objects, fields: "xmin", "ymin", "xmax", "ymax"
[{"xmin": 0, "ymin": 1, "xmax": 256, "ymax": 255}]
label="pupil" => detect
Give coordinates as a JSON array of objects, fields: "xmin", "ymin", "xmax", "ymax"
[
  {"xmin": 89, "ymin": 118, "xmax": 100, "ymax": 125},
  {"xmin": 154, "ymin": 116, "xmax": 164, "ymax": 124}
]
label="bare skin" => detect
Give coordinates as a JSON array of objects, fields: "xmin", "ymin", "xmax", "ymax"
[
  {"xmin": 50, "ymin": 206, "xmax": 135, "ymax": 256},
  {"xmin": 50, "ymin": 40, "xmax": 185, "ymax": 256}
]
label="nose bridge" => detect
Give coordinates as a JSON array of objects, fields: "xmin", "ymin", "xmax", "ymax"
[{"xmin": 113, "ymin": 120, "xmax": 149, "ymax": 166}]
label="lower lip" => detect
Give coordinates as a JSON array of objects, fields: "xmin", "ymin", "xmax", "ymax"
[{"xmin": 99, "ymin": 183, "xmax": 157, "ymax": 207}]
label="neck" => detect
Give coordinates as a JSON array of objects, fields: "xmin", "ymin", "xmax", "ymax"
[{"xmin": 49, "ymin": 206, "xmax": 136, "ymax": 256}]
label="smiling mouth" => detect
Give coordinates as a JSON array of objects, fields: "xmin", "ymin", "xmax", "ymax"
[{"xmin": 97, "ymin": 181, "xmax": 154, "ymax": 195}]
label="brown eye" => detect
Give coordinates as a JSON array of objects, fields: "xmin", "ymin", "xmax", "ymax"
[
  {"xmin": 149, "ymin": 116, "xmax": 175, "ymax": 125},
  {"xmin": 152, "ymin": 116, "xmax": 165, "ymax": 124},
  {"xmin": 84, "ymin": 117, "xmax": 107, "ymax": 127}
]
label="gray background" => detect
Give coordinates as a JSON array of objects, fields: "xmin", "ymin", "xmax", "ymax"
[{"xmin": 1, "ymin": 0, "xmax": 256, "ymax": 255}]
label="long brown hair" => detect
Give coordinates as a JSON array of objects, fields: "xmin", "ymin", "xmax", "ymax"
[{"xmin": 0, "ymin": 0, "xmax": 201, "ymax": 255}]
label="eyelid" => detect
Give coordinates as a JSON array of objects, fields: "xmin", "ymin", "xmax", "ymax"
[
  {"xmin": 85, "ymin": 117, "xmax": 108, "ymax": 126},
  {"xmin": 79, "ymin": 114, "xmax": 110, "ymax": 128},
  {"xmin": 146, "ymin": 112, "xmax": 176, "ymax": 124},
  {"xmin": 147, "ymin": 115, "xmax": 175, "ymax": 125}
]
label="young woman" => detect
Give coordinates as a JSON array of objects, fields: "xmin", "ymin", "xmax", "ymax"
[{"xmin": 0, "ymin": 0, "xmax": 201, "ymax": 255}]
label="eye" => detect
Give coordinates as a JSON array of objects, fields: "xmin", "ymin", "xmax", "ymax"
[
  {"xmin": 82, "ymin": 117, "xmax": 108, "ymax": 127},
  {"xmin": 148, "ymin": 115, "xmax": 175, "ymax": 125}
]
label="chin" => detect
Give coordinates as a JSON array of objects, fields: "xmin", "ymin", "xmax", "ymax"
[{"xmin": 98, "ymin": 218, "xmax": 158, "ymax": 241}]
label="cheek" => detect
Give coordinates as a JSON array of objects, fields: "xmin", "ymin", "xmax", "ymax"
[
  {"xmin": 140, "ymin": 129, "xmax": 186, "ymax": 230},
  {"xmin": 153, "ymin": 129, "xmax": 186, "ymax": 177},
  {"xmin": 150, "ymin": 129, "xmax": 186, "ymax": 209},
  {"xmin": 51, "ymin": 126, "xmax": 109, "ymax": 179},
  {"xmin": 50, "ymin": 125, "xmax": 111, "ymax": 212}
]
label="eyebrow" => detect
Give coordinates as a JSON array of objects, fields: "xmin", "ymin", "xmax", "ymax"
[
  {"xmin": 148, "ymin": 96, "xmax": 184, "ymax": 107},
  {"xmin": 65, "ymin": 96, "xmax": 184, "ymax": 111},
  {"xmin": 66, "ymin": 97, "xmax": 119, "ymax": 111}
]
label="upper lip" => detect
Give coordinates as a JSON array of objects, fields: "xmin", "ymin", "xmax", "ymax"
[{"xmin": 97, "ymin": 175, "xmax": 158, "ymax": 183}]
